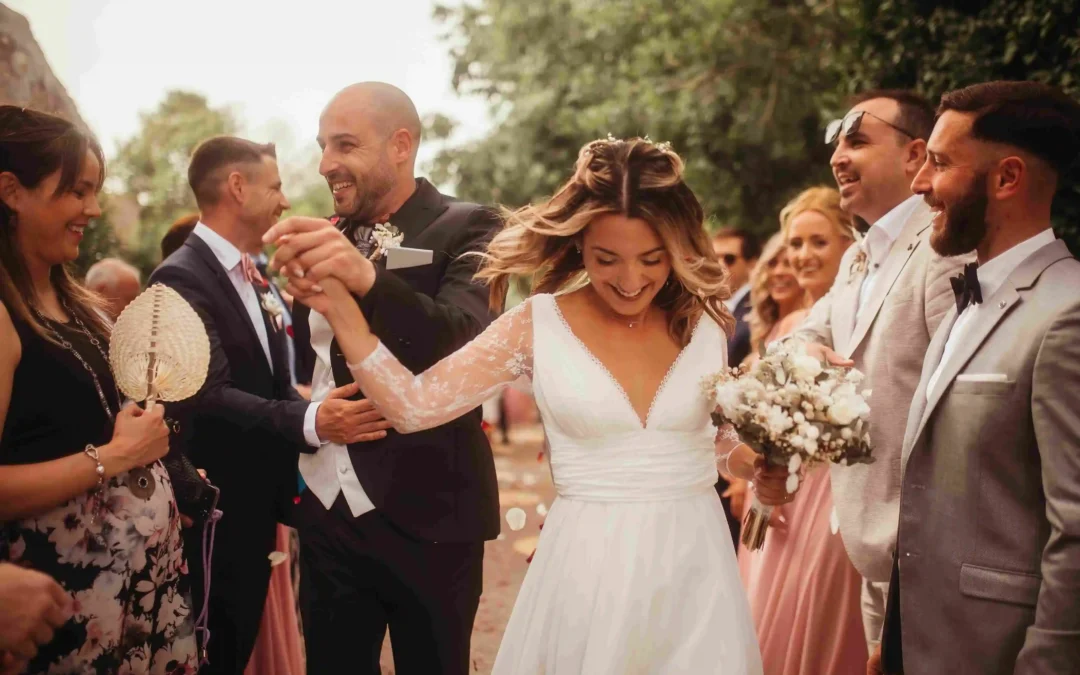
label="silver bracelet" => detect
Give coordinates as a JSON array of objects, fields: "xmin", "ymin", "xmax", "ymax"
[{"xmin": 84, "ymin": 444, "xmax": 106, "ymax": 491}]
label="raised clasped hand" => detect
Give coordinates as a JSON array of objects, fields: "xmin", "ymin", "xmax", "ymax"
[{"xmin": 262, "ymin": 216, "xmax": 378, "ymax": 306}]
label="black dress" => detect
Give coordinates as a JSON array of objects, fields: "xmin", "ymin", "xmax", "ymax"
[{"xmin": 1, "ymin": 310, "xmax": 197, "ymax": 674}]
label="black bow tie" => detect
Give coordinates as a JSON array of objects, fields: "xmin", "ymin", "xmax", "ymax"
[{"xmin": 950, "ymin": 262, "xmax": 983, "ymax": 313}]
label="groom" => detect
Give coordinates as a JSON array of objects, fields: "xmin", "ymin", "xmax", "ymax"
[
  {"xmin": 878, "ymin": 81, "xmax": 1080, "ymax": 674},
  {"xmin": 284, "ymin": 83, "xmax": 502, "ymax": 675}
]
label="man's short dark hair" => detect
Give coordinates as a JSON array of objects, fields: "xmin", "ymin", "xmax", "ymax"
[
  {"xmin": 187, "ymin": 136, "xmax": 276, "ymax": 208},
  {"xmin": 938, "ymin": 81, "xmax": 1080, "ymax": 175},
  {"xmin": 853, "ymin": 89, "xmax": 936, "ymax": 142},
  {"xmin": 713, "ymin": 227, "xmax": 762, "ymax": 261}
]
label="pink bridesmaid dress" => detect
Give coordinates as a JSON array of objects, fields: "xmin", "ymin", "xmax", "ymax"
[
  {"xmin": 738, "ymin": 466, "xmax": 867, "ymax": 674},
  {"xmin": 244, "ymin": 524, "xmax": 305, "ymax": 675}
]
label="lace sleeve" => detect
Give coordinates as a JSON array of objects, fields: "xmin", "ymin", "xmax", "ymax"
[
  {"xmin": 346, "ymin": 299, "xmax": 533, "ymax": 433},
  {"xmin": 715, "ymin": 423, "xmax": 744, "ymax": 476}
]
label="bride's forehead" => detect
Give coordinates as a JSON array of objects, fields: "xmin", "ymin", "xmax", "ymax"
[{"xmin": 584, "ymin": 214, "xmax": 664, "ymax": 251}]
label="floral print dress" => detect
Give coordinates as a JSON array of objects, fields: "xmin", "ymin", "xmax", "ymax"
[{"xmin": 1, "ymin": 315, "xmax": 197, "ymax": 674}]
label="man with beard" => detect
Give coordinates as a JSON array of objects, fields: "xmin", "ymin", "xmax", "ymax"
[
  {"xmin": 874, "ymin": 81, "xmax": 1080, "ymax": 675},
  {"xmin": 278, "ymin": 83, "xmax": 501, "ymax": 675},
  {"xmin": 792, "ymin": 90, "xmax": 970, "ymax": 649}
]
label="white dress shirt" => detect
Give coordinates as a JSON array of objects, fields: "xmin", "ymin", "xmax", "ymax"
[
  {"xmin": 926, "ymin": 228, "xmax": 1058, "ymax": 400},
  {"xmin": 191, "ymin": 223, "xmax": 323, "ymax": 448},
  {"xmin": 297, "ymin": 309, "xmax": 376, "ymax": 516},
  {"xmin": 724, "ymin": 283, "xmax": 751, "ymax": 313},
  {"xmin": 857, "ymin": 195, "xmax": 923, "ymax": 319}
]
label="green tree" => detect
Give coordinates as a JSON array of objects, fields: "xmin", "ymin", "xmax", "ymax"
[
  {"xmin": 431, "ymin": 0, "xmax": 1080, "ymax": 252},
  {"xmin": 429, "ymin": 0, "xmax": 851, "ymax": 235},
  {"xmin": 843, "ymin": 0, "xmax": 1080, "ymax": 252},
  {"xmin": 109, "ymin": 90, "xmax": 237, "ymax": 276}
]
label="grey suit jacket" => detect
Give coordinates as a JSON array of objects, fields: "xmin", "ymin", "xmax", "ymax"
[
  {"xmin": 896, "ymin": 238, "xmax": 1080, "ymax": 675},
  {"xmin": 794, "ymin": 200, "xmax": 969, "ymax": 581}
]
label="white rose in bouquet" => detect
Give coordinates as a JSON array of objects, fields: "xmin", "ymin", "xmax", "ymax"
[{"xmin": 790, "ymin": 352, "xmax": 824, "ymax": 382}]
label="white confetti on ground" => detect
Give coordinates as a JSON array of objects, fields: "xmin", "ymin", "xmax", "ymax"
[
  {"xmin": 506, "ymin": 507, "xmax": 527, "ymax": 531},
  {"xmin": 521, "ymin": 473, "xmax": 538, "ymax": 487},
  {"xmin": 535, "ymin": 503, "xmax": 548, "ymax": 517}
]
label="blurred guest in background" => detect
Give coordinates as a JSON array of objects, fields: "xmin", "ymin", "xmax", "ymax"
[
  {"xmin": 747, "ymin": 232, "xmax": 811, "ymax": 360},
  {"xmin": 84, "ymin": 256, "xmax": 141, "ymax": 319},
  {"xmin": 160, "ymin": 212, "xmax": 199, "ymax": 261},
  {"xmin": 712, "ymin": 227, "xmax": 761, "ymax": 366},
  {"xmin": 739, "ymin": 186, "xmax": 866, "ymax": 675},
  {"xmin": 786, "ymin": 186, "xmax": 857, "ymax": 301}
]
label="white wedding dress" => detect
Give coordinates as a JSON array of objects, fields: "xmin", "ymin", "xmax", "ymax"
[{"xmin": 349, "ymin": 293, "xmax": 762, "ymax": 674}]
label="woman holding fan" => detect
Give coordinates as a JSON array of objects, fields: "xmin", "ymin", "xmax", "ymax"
[{"xmin": 0, "ymin": 106, "xmax": 196, "ymax": 673}]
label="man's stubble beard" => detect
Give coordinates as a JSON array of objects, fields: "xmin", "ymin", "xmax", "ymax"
[
  {"xmin": 337, "ymin": 158, "xmax": 398, "ymax": 223},
  {"xmin": 930, "ymin": 172, "xmax": 990, "ymax": 257}
]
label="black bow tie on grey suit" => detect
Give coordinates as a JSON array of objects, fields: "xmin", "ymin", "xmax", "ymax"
[{"xmin": 950, "ymin": 262, "xmax": 983, "ymax": 313}]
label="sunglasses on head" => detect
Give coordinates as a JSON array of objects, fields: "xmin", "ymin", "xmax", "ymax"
[{"xmin": 825, "ymin": 110, "xmax": 916, "ymax": 145}]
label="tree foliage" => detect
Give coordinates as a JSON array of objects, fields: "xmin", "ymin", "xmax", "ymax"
[
  {"xmin": 431, "ymin": 0, "xmax": 1080, "ymax": 251},
  {"xmin": 106, "ymin": 90, "xmax": 237, "ymax": 275}
]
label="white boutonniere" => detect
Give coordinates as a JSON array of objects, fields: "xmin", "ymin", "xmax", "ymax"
[
  {"xmin": 848, "ymin": 248, "xmax": 869, "ymax": 282},
  {"xmin": 260, "ymin": 291, "xmax": 285, "ymax": 331},
  {"xmin": 369, "ymin": 222, "xmax": 404, "ymax": 262}
]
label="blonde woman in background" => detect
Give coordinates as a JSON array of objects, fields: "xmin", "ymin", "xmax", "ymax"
[
  {"xmin": 746, "ymin": 232, "xmax": 812, "ymax": 362},
  {"xmin": 738, "ymin": 186, "xmax": 867, "ymax": 675}
]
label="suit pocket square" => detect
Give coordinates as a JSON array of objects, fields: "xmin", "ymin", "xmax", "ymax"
[
  {"xmin": 955, "ymin": 373, "xmax": 1009, "ymax": 383},
  {"xmin": 386, "ymin": 247, "xmax": 434, "ymax": 270}
]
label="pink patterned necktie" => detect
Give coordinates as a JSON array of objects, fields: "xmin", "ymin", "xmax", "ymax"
[{"xmin": 240, "ymin": 253, "xmax": 266, "ymax": 287}]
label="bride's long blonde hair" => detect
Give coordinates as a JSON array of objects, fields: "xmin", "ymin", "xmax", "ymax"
[{"xmin": 476, "ymin": 137, "xmax": 733, "ymax": 346}]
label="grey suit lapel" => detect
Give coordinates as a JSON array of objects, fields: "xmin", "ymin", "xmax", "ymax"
[
  {"xmin": 901, "ymin": 307, "xmax": 957, "ymax": 465},
  {"xmin": 845, "ymin": 207, "xmax": 932, "ymax": 357},
  {"xmin": 907, "ymin": 239, "xmax": 1072, "ymax": 450}
]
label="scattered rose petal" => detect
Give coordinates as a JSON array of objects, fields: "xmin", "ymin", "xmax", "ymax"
[
  {"xmin": 506, "ymin": 507, "xmax": 527, "ymax": 531},
  {"xmin": 268, "ymin": 551, "xmax": 288, "ymax": 567}
]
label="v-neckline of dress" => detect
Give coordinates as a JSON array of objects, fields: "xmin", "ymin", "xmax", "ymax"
[{"xmin": 548, "ymin": 295, "xmax": 700, "ymax": 430}]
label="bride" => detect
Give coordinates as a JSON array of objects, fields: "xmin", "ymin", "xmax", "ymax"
[{"xmin": 268, "ymin": 137, "xmax": 788, "ymax": 673}]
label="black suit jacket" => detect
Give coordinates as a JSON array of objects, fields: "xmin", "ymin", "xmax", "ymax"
[
  {"xmin": 727, "ymin": 291, "xmax": 752, "ymax": 368},
  {"xmin": 291, "ymin": 178, "xmax": 502, "ymax": 543},
  {"xmin": 149, "ymin": 233, "xmax": 309, "ymax": 624}
]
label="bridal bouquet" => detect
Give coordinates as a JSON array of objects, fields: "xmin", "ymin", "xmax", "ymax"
[{"xmin": 705, "ymin": 339, "xmax": 874, "ymax": 550}]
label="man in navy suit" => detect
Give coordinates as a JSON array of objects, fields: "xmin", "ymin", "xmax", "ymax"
[{"xmin": 151, "ymin": 136, "xmax": 379, "ymax": 674}]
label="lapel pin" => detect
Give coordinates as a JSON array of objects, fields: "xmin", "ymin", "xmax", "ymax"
[{"xmin": 998, "ymin": 301, "xmax": 1007, "ymax": 309}]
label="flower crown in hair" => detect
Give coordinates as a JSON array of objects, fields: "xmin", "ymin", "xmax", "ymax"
[{"xmin": 584, "ymin": 133, "xmax": 674, "ymax": 155}]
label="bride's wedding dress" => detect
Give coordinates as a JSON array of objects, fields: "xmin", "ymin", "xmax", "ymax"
[{"xmin": 348, "ymin": 293, "xmax": 762, "ymax": 674}]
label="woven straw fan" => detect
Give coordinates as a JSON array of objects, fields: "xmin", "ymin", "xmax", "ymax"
[{"xmin": 109, "ymin": 283, "xmax": 210, "ymax": 406}]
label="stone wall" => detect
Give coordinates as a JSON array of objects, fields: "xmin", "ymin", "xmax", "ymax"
[{"xmin": 0, "ymin": 3, "xmax": 85, "ymax": 126}]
